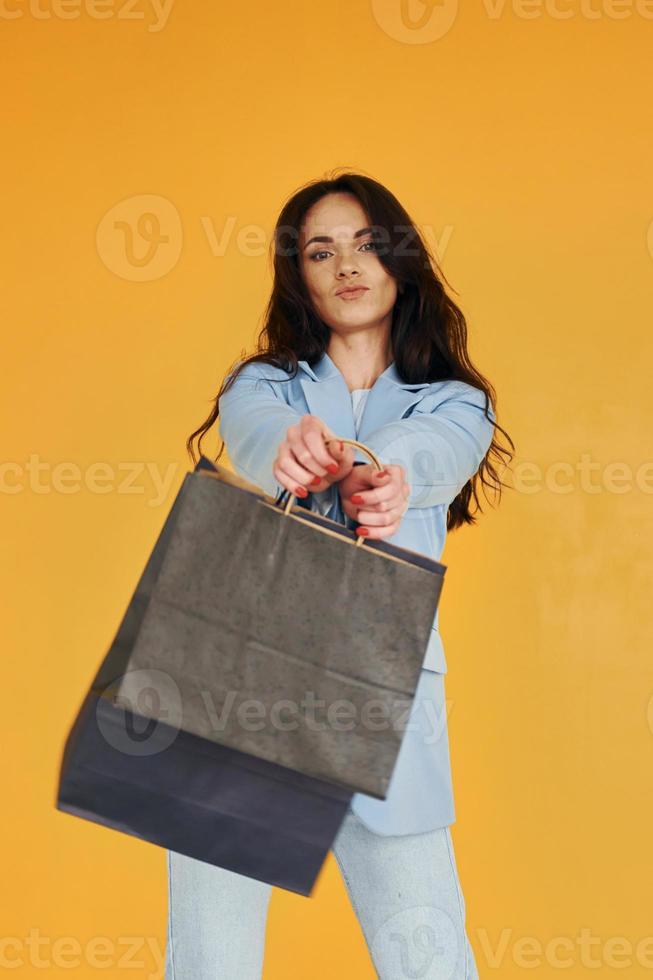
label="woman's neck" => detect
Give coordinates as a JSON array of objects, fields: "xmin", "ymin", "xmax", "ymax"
[{"xmin": 326, "ymin": 333, "xmax": 393, "ymax": 392}]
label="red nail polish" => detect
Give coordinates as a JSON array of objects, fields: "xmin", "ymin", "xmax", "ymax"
[
  {"xmin": 326, "ymin": 463, "xmax": 339, "ymax": 474},
  {"xmin": 356, "ymin": 527, "xmax": 370, "ymax": 536},
  {"xmin": 309, "ymin": 475, "xmax": 322, "ymax": 486},
  {"xmin": 295, "ymin": 486, "xmax": 308, "ymax": 498},
  {"xmin": 351, "ymin": 494, "xmax": 364, "ymax": 504},
  {"xmin": 377, "ymin": 470, "xmax": 390, "ymax": 478}
]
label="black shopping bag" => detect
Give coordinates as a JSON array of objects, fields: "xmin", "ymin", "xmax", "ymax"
[
  {"xmin": 57, "ymin": 687, "xmax": 351, "ymax": 896},
  {"xmin": 55, "ymin": 460, "xmax": 351, "ymax": 896},
  {"xmin": 111, "ymin": 448, "xmax": 447, "ymax": 799}
]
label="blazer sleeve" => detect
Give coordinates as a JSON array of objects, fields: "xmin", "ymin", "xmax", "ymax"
[
  {"xmin": 218, "ymin": 361, "xmax": 338, "ymax": 516},
  {"xmin": 361, "ymin": 381, "xmax": 496, "ymax": 509}
]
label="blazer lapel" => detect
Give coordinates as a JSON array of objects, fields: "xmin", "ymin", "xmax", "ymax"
[
  {"xmin": 356, "ymin": 379, "xmax": 429, "ymax": 443},
  {"xmin": 297, "ymin": 351, "xmax": 431, "ymax": 449},
  {"xmin": 298, "ymin": 355, "xmax": 357, "ymax": 443}
]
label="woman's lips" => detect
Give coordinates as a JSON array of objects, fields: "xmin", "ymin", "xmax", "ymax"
[{"xmin": 337, "ymin": 288, "xmax": 369, "ymax": 300}]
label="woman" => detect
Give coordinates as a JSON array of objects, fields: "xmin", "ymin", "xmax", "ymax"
[{"xmin": 167, "ymin": 171, "xmax": 513, "ymax": 979}]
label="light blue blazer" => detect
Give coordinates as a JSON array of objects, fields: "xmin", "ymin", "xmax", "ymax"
[{"xmin": 218, "ymin": 350, "xmax": 495, "ymax": 835}]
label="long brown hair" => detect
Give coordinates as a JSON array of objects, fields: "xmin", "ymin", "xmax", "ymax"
[{"xmin": 187, "ymin": 169, "xmax": 514, "ymax": 531}]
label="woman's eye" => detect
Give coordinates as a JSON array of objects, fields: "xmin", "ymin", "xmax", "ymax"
[{"xmin": 309, "ymin": 241, "xmax": 377, "ymax": 262}]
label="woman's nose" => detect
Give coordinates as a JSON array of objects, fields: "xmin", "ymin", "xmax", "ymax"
[{"xmin": 336, "ymin": 256, "xmax": 361, "ymax": 275}]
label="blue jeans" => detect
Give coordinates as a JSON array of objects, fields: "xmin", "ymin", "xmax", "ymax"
[{"xmin": 164, "ymin": 804, "xmax": 479, "ymax": 979}]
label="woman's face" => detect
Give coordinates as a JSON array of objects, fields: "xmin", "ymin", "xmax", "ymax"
[{"xmin": 298, "ymin": 192, "xmax": 399, "ymax": 340}]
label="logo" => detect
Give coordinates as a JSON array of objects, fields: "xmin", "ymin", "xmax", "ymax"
[
  {"xmin": 372, "ymin": 906, "xmax": 460, "ymax": 978},
  {"xmin": 97, "ymin": 667, "xmax": 182, "ymax": 756},
  {"xmin": 371, "ymin": 0, "xmax": 459, "ymax": 43},
  {"xmin": 96, "ymin": 194, "xmax": 182, "ymax": 281}
]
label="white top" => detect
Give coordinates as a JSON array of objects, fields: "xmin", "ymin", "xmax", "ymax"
[{"xmin": 350, "ymin": 388, "xmax": 370, "ymax": 437}]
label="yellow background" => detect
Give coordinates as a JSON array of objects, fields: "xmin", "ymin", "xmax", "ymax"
[{"xmin": 2, "ymin": 1, "xmax": 652, "ymax": 976}]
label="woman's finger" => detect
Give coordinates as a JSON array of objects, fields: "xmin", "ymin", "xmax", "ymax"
[
  {"xmin": 355, "ymin": 519, "xmax": 402, "ymax": 541},
  {"xmin": 324, "ymin": 438, "xmax": 354, "ymax": 466},
  {"xmin": 353, "ymin": 503, "xmax": 407, "ymax": 527},
  {"xmin": 301, "ymin": 427, "xmax": 342, "ymax": 471},
  {"xmin": 353, "ymin": 485, "xmax": 410, "ymax": 513},
  {"xmin": 298, "ymin": 415, "xmax": 342, "ymax": 470},
  {"xmin": 274, "ymin": 447, "xmax": 320, "ymax": 491},
  {"xmin": 346, "ymin": 477, "xmax": 398, "ymax": 507},
  {"xmin": 272, "ymin": 463, "xmax": 308, "ymax": 495},
  {"xmin": 286, "ymin": 431, "xmax": 341, "ymax": 483}
]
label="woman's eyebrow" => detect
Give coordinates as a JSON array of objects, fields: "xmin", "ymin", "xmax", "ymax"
[{"xmin": 303, "ymin": 226, "xmax": 375, "ymax": 250}]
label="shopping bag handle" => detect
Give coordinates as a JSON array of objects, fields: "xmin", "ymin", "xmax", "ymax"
[{"xmin": 278, "ymin": 436, "xmax": 384, "ymax": 548}]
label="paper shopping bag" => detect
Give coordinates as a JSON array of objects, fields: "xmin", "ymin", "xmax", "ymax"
[
  {"xmin": 111, "ymin": 451, "xmax": 447, "ymax": 798},
  {"xmin": 55, "ymin": 463, "xmax": 351, "ymax": 896},
  {"xmin": 56, "ymin": 687, "xmax": 351, "ymax": 896}
]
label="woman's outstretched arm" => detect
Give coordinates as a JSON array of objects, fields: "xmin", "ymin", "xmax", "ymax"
[
  {"xmin": 361, "ymin": 381, "xmax": 496, "ymax": 509},
  {"xmin": 218, "ymin": 362, "xmax": 341, "ymax": 516}
]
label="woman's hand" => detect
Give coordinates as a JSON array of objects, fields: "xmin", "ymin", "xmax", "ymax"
[
  {"xmin": 272, "ymin": 415, "xmax": 356, "ymax": 497},
  {"xmin": 338, "ymin": 463, "xmax": 411, "ymax": 539}
]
